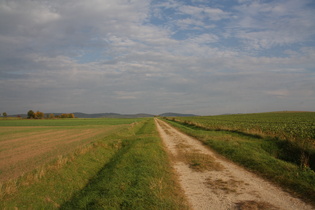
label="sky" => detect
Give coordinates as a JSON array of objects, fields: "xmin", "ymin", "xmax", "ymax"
[{"xmin": 1, "ymin": 0, "xmax": 315, "ymax": 115}]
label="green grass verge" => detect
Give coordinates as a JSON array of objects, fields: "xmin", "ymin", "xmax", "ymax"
[
  {"xmin": 1, "ymin": 118, "xmax": 188, "ymax": 209},
  {"xmin": 163, "ymin": 119, "xmax": 315, "ymax": 205},
  {"xmin": 61, "ymin": 118, "xmax": 188, "ymax": 209}
]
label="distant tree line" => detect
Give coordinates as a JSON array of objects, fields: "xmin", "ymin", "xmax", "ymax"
[
  {"xmin": 1, "ymin": 112, "xmax": 21, "ymax": 118},
  {"xmin": 27, "ymin": 110, "xmax": 75, "ymax": 119}
]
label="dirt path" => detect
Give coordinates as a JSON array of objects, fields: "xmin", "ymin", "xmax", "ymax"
[{"xmin": 155, "ymin": 119, "xmax": 313, "ymax": 210}]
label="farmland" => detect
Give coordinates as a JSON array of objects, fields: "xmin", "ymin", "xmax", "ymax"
[
  {"xmin": 167, "ymin": 112, "xmax": 315, "ymax": 141},
  {"xmin": 0, "ymin": 118, "xmax": 140, "ymax": 182},
  {"xmin": 1, "ymin": 112, "xmax": 315, "ymax": 208},
  {"xmin": 0, "ymin": 118, "xmax": 188, "ymax": 209}
]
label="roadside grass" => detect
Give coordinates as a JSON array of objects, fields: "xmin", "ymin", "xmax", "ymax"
[
  {"xmin": 163, "ymin": 119, "xmax": 315, "ymax": 205},
  {"xmin": 1, "ymin": 118, "xmax": 188, "ymax": 209},
  {"xmin": 61, "ymin": 118, "xmax": 189, "ymax": 209}
]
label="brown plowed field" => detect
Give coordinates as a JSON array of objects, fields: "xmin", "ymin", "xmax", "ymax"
[{"xmin": 0, "ymin": 125, "xmax": 124, "ymax": 181}]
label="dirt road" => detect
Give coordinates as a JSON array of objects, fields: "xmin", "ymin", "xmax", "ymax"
[{"xmin": 155, "ymin": 118, "xmax": 313, "ymax": 210}]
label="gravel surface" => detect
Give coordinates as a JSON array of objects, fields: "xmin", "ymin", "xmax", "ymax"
[{"xmin": 155, "ymin": 119, "xmax": 314, "ymax": 210}]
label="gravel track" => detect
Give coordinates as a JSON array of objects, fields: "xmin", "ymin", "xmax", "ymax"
[{"xmin": 155, "ymin": 118, "xmax": 313, "ymax": 210}]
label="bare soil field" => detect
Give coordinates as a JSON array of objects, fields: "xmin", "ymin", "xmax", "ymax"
[
  {"xmin": 155, "ymin": 119, "xmax": 314, "ymax": 210},
  {"xmin": 0, "ymin": 125, "xmax": 124, "ymax": 181}
]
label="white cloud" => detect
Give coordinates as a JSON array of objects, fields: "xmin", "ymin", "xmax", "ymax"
[
  {"xmin": 0, "ymin": 0, "xmax": 314, "ymax": 115},
  {"xmin": 176, "ymin": 18, "xmax": 207, "ymax": 30},
  {"xmin": 230, "ymin": 0, "xmax": 315, "ymax": 49},
  {"xmin": 265, "ymin": 89, "xmax": 290, "ymax": 97},
  {"xmin": 178, "ymin": 5, "xmax": 229, "ymax": 21},
  {"xmin": 189, "ymin": 34, "xmax": 219, "ymax": 44},
  {"xmin": 203, "ymin": 7, "xmax": 230, "ymax": 21},
  {"xmin": 114, "ymin": 90, "xmax": 146, "ymax": 100}
]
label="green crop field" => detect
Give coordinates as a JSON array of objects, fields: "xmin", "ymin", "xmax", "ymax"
[
  {"xmin": 168, "ymin": 112, "xmax": 315, "ymax": 141},
  {"xmin": 0, "ymin": 118, "xmax": 188, "ymax": 209}
]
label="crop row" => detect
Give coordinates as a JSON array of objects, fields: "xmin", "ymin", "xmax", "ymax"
[{"xmin": 166, "ymin": 112, "xmax": 315, "ymax": 142}]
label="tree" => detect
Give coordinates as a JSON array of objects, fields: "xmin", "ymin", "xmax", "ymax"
[
  {"xmin": 60, "ymin": 113, "xmax": 68, "ymax": 118},
  {"xmin": 35, "ymin": 111, "xmax": 44, "ymax": 119},
  {"xmin": 60, "ymin": 113, "xmax": 75, "ymax": 118},
  {"xmin": 2, "ymin": 112, "xmax": 7, "ymax": 117},
  {"xmin": 27, "ymin": 110, "xmax": 35, "ymax": 119}
]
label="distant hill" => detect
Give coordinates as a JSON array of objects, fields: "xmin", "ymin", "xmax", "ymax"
[
  {"xmin": 72, "ymin": 112, "xmax": 155, "ymax": 118},
  {"xmin": 158, "ymin": 112, "xmax": 197, "ymax": 117},
  {"xmin": 73, "ymin": 112, "xmax": 197, "ymax": 118},
  {"xmin": 8, "ymin": 112, "xmax": 197, "ymax": 118}
]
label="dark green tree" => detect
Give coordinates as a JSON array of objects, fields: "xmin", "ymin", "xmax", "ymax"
[{"xmin": 27, "ymin": 110, "xmax": 35, "ymax": 119}]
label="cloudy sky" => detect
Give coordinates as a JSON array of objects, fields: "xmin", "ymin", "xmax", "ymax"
[{"xmin": 1, "ymin": 0, "xmax": 315, "ymax": 115}]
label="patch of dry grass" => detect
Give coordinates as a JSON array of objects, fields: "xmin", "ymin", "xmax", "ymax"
[
  {"xmin": 205, "ymin": 177, "xmax": 247, "ymax": 194},
  {"xmin": 186, "ymin": 152, "xmax": 224, "ymax": 171},
  {"xmin": 178, "ymin": 151, "xmax": 224, "ymax": 172},
  {"xmin": 175, "ymin": 142, "xmax": 192, "ymax": 150},
  {"xmin": 235, "ymin": 200, "xmax": 278, "ymax": 210},
  {"xmin": 173, "ymin": 140, "xmax": 224, "ymax": 172}
]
